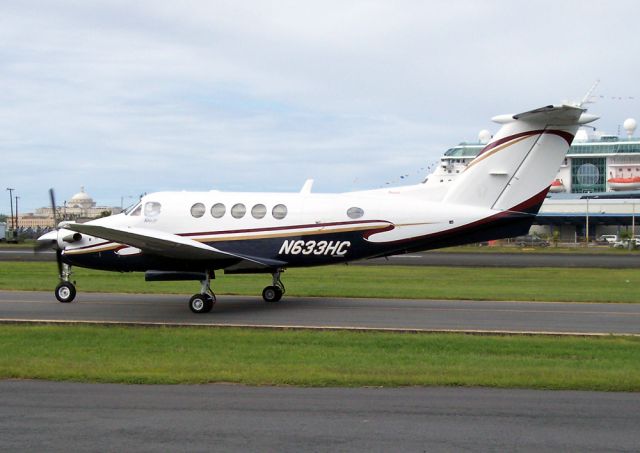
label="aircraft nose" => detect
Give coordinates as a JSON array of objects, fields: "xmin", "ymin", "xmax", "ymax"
[{"xmin": 34, "ymin": 230, "xmax": 59, "ymax": 252}]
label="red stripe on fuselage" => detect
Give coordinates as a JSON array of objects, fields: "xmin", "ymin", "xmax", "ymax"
[{"xmin": 476, "ymin": 129, "xmax": 574, "ymax": 158}]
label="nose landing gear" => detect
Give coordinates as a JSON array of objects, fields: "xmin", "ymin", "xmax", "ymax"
[
  {"xmin": 262, "ymin": 269, "xmax": 285, "ymax": 303},
  {"xmin": 55, "ymin": 262, "xmax": 76, "ymax": 303}
]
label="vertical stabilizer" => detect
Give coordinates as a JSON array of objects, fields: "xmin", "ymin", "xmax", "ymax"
[{"xmin": 442, "ymin": 105, "xmax": 593, "ymax": 213}]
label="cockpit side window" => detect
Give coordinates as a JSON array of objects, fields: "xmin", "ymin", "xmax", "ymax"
[{"xmin": 144, "ymin": 201, "xmax": 162, "ymax": 217}]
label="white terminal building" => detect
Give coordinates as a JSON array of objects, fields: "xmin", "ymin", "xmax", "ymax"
[{"xmin": 424, "ymin": 118, "xmax": 640, "ymax": 241}]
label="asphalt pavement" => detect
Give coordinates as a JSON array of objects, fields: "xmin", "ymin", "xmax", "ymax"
[
  {"xmin": 2, "ymin": 290, "xmax": 639, "ymax": 334},
  {"xmin": 1, "ymin": 381, "xmax": 639, "ymax": 452}
]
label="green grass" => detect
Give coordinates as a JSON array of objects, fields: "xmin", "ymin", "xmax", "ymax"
[
  {"xmin": 0, "ymin": 262, "xmax": 638, "ymax": 303},
  {"xmin": 1, "ymin": 325, "xmax": 639, "ymax": 390}
]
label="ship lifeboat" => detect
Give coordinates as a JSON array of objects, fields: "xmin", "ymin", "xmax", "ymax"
[
  {"xmin": 607, "ymin": 176, "xmax": 640, "ymax": 191},
  {"xmin": 549, "ymin": 179, "xmax": 565, "ymax": 193}
]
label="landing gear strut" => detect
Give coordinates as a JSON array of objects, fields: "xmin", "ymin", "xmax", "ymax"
[
  {"xmin": 189, "ymin": 271, "xmax": 216, "ymax": 314},
  {"xmin": 262, "ymin": 269, "xmax": 285, "ymax": 303},
  {"xmin": 55, "ymin": 262, "xmax": 76, "ymax": 303}
]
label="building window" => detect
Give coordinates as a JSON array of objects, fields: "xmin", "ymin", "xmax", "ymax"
[
  {"xmin": 190, "ymin": 203, "xmax": 206, "ymax": 218},
  {"xmin": 211, "ymin": 203, "xmax": 226, "ymax": 218},
  {"xmin": 272, "ymin": 204, "xmax": 288, "ymax": 220},
  {"xmin": 347, "ymin": 207, "xmax": 364, "ymax": 219},
  {"xmin": 231, "ymin": 203, "xmax": 246, "ymax": 219},
  {"xmin": 251, "ymin": 204, "xmax": 267, "ymax": 219},
  {"xmin": 571, "ymin": 158, "xmax": 606, "ymax": 193}
]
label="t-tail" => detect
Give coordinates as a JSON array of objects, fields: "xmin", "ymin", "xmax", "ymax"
[{"xmin": 442, "ymin": 104, "xmax": 598, "ymax": 214}]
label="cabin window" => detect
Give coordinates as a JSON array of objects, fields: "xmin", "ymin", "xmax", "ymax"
[
  {"xmin": 347, "ymin": 207, "xmax": 364, "ymax": 219},
  {"xmin": 272, "ymin": 204, "xmax": 288, "ymax": 220},
  {"xmin": 190, "ymin": 203, "xmax": 206, "ymax": 218},
  {"xmin": 144, "ymin": 202, "xmax": 161, "ymax": 217},
  {"xmin": 211, "ymin": 203, "xmax": 226, "ymax": 218},
  {"xmin": 231, "ymin": 203, "xmax": 246, "ymax": 219},
  {"xmin": 251, "ymin": 204, "xmax": 267, "ymax": 219}
]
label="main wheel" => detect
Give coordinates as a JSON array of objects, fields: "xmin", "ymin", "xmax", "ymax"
[
  {"xmin": 55, "ymin": 282, "xmax": 76, "ymax": 303},
  {"xmin": 189, "ymin": 294, "xmax": 213, "ymax": 313},
  {"xmin": 262, "ymin": 286, "xmax": 283, "ymax": 303}
]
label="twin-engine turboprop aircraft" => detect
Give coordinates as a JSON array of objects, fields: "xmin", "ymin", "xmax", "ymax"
[{"xmin": 37, "ymin": 103, "xmax": 597, "ymax": 313}]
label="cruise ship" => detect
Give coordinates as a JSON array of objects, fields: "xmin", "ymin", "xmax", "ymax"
[
  {"xmin": 425, "ymin": 118, "xmax": 640, "ymax": 194},
  {"xmin": 424, "ymin": 118, "xmax": 640, "ymax": 242}
]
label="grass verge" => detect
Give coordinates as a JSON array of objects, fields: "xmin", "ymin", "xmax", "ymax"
[
  {"xmin": 0, "ymin": 262, "xmax": 638, "ymax": 303},
  {"xmin": 1, "ymin": 325, "xmax": 639, "ymax": 390}
]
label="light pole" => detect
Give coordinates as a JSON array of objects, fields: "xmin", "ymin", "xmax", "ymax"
[
  {"xmin": 6, "ymin": 188, "xmax": 14, "ymax": 229},
  {"xmin": 15, "ymin": 196, "xmax": 19, "ymax": 230},
  {"xmin": 585, "ymin": 197, "xmax": 590, "ymax": 246}
]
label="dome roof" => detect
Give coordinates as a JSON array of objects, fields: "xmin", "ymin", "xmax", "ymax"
[{"xmin": 69, "ymin": 186, "xmax": 94, "ymax": 208}]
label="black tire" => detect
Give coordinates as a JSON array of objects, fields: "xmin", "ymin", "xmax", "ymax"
[
  {"xmin": 262, "ymin": 286, "xmax": 283, "ymax": 303},
  {"xmin": 189, "ymin": 294, "xmax": 213, "ymax": 313},
  {"xmin": 55, "ymin": 282, "xmax": 76, "ymax": 303}
]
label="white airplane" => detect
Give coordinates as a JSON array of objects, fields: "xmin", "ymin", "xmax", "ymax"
[{"xmin": 37, "ymin": 103, "xmax": 597, "ymax": 313}]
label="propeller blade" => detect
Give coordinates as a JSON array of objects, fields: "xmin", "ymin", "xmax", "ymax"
[
  {"xmin": 49, "ymin": 188, "xmax": 58, "ymax": 226},
  {"xmin": 34, "ymin": 238, "xmax": 57, "ymax": 253}
]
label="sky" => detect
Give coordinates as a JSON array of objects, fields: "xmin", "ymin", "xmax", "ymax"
[{"xmin": 1, "ymin": 0, "xmax": 640, "ymax": 213}]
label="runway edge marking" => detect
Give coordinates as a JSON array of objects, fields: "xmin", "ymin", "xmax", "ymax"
[{"xmin": 0, "ymin": 318, "xmax": 637, "ymax": 338}]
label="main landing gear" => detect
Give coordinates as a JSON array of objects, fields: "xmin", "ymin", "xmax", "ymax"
[
  {"xmin": 189, "ymin": 271, "xmax": 216, "ymax": 314},
  {"xmin": 262, "ymin": 269, "xmax": 285, "ymax": 303},
  {"xmin": 188, "ymin": 268, "xmax": 286, "ymax": 313},
  {"xmin": 55, "ymin": 262, "xmax": 76, "ymax": 303}
]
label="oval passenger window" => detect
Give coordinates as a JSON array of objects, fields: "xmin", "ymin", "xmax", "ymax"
[
  {"xmin": 347, "ymin": 207, "xmax": 364, "ymax": 219},
  {"xmin": 190, "ymin": 203, "xmax": 206, "ymax": 218},
  {"xmin": 272, "ymin": 204, "xmax": 288, "ymax": 220},
  {"xmin": 231, "ymin": 203, "xmax": 246, "ymax": 219},
  {"xmin": 251, "ymin": 204, "xmax": 267, "ymax": 219},
  {"xmin": 211, "ymin": 203, "xmax": 226, "ymax": 218}
]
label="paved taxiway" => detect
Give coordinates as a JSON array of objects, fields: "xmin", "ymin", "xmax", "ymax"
[
  {"xmin": 3, "ymin": 247, "xmax": 640, "ymax": 267},
  {"xmin": 2, "ymin": 381, "xmax": 639, "ymax": 452},
  {"xmin": 1, "ymin": 290, "xmax": 639, "ymax": 334}
]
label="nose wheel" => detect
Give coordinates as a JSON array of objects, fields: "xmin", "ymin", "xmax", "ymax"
[
  {"xmin": 55, "ymin": 281, "xmax": 76, "ymax": 303},
  {"xmin": 262, "ymin": 269, "xmax": 285, "ymax": 303},
  {"xmin": 54, "ymin": 262, "xmax": 76, "ymax": 303}
]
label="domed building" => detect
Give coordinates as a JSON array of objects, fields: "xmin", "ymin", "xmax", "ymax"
[
  {"xmin": 22, "ymin": 186, "xmax": 123, "ymax": 228},
  {"xmin": 68, "ymin": 187, "xmax": 96, "ymax": 210}
]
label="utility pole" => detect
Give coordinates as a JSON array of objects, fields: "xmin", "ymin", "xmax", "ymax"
[
  {"xmin": 15, "ymin": 196, "xmax": 19, "ymax": 230},
  {"xmin": 6, "ymin": 188, "xmax": 15, "ymax": 229}
]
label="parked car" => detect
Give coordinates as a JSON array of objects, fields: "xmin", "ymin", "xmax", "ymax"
[
  {"xmin": 513, "ymin": 235, "xmax": 550, "ymax": 247},
  {"xmin": 613, "ymin": 238, "xmax": 640, "ymax": 248},
  {"xmin": 596, "ymin": 234, "xmax": 618, "ymax": 244}
]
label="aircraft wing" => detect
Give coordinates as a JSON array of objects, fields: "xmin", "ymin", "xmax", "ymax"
[{"xmin": 65, "ymin": 223, "xmax": 286, "ymax": 270}]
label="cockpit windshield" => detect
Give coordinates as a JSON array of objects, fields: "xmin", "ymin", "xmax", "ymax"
[{"xmin": 124, "ymin": 202, "xmax": 142, "ymax": 216}]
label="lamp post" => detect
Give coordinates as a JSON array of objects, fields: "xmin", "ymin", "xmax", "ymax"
[
  {"xmin": 6, "ymin": 188, "xmax": 14, "ymax": 229},
  {"xmin": 585, "ymin": 197, "xmax": 590, "ymax": 246},
  {"xmin": 14, "ymin": 196, "xmax": 19, "ymax": 230}
]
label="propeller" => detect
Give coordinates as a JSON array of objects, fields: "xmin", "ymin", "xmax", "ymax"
[{"xmin": 34, "ymin": 188, "xmax": 64, "ymax": 277}]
